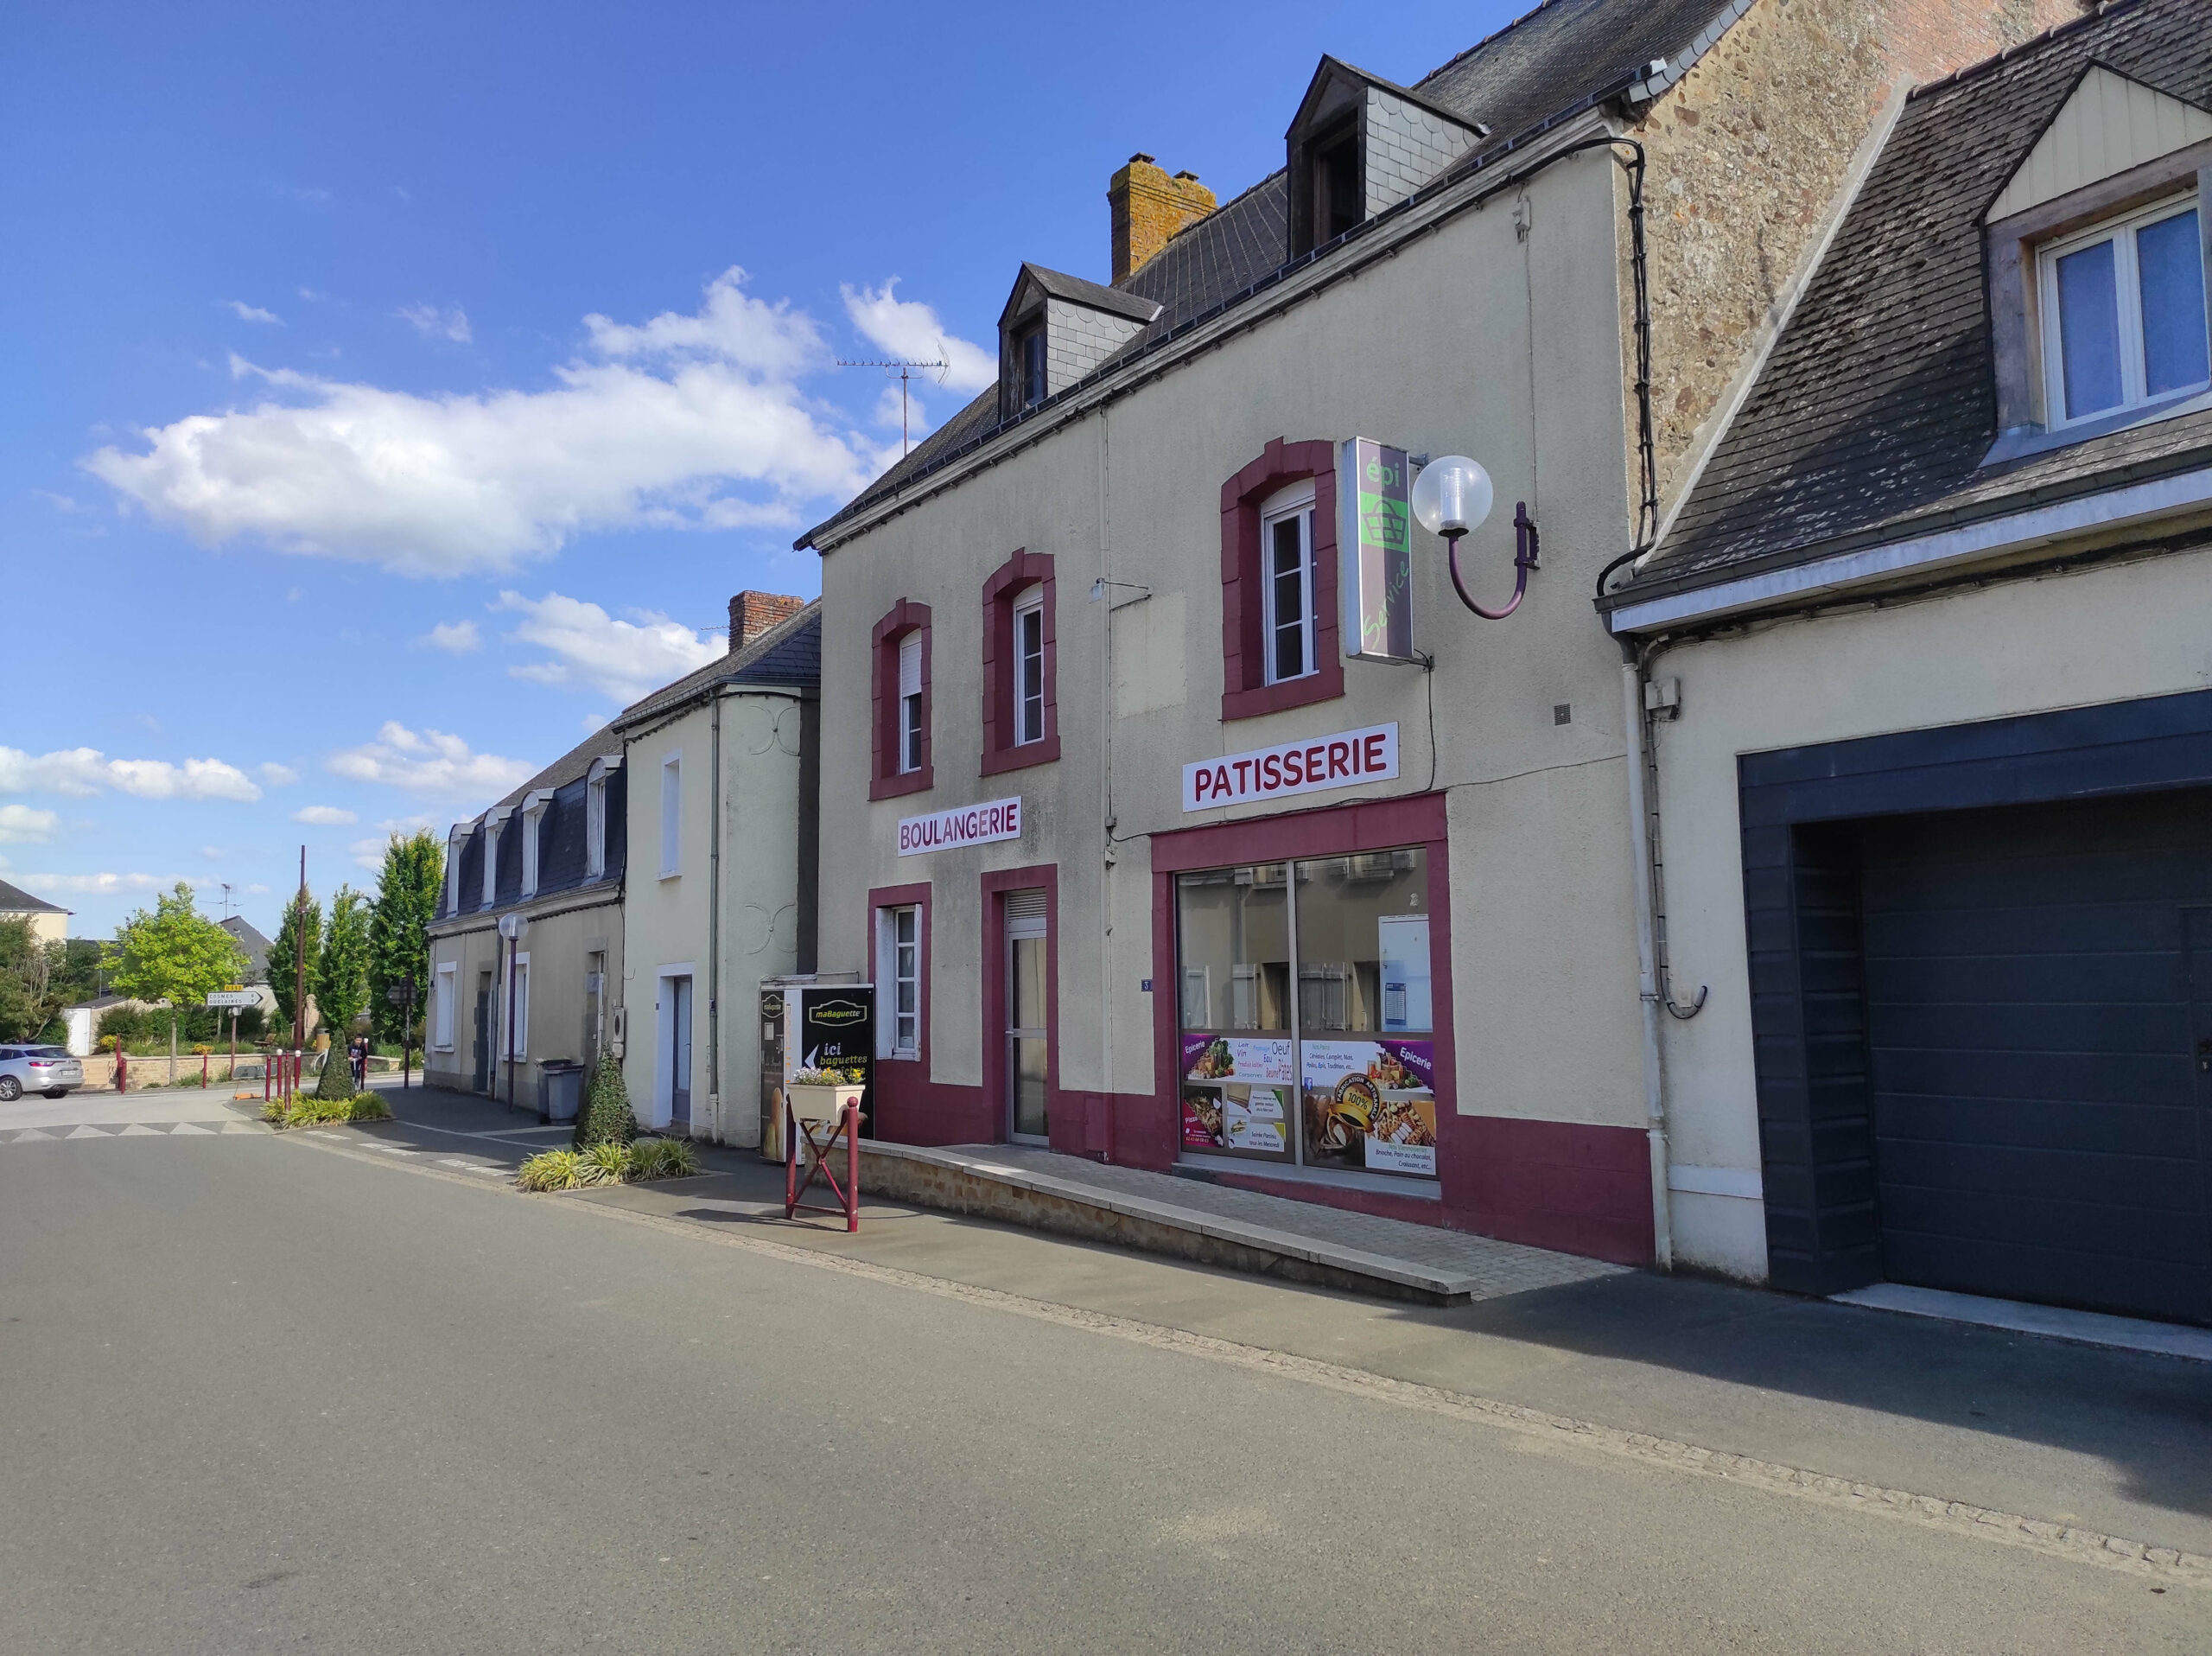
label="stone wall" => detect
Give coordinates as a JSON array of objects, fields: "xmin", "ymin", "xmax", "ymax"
[{"xmin": 1630, "ymin": 0, "xmax": 2093, "ymax": 522}]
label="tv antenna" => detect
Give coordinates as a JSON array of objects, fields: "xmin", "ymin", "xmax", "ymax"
[{"xmin": 836, "ymin": 350, "xmax": 948, "ymax": 457}]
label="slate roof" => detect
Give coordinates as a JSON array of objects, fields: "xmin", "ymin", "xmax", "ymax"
[
  {"xmin": 798, "ymin": 0, "xmax": 1743, "ymax": 548},
  {"xmin": 1617, "ymin": 0, "xmax": 2212, "ymax": 603},
  {"xmin": 0, "ymin": 878, "xmax": 67, "ymax": 915},
  {"xmin": 219, "ymin": 916, "xmax": 274, "ymax": 979},
  {"xmin": 611, "ymin": 601, "xmax": 822, "ymax": 733},
  {"xmin": 483, "ymin": 716, "xmax": 626, "ymax": 820},
  {"xmin": 1008, "ymin": 263, "xmax": 1161, "ymax": 325}
]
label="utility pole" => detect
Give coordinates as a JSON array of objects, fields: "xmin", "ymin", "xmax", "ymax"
[{"xmin": 292, "ymin": 846, "xmax": 308, "ymax": 1052}]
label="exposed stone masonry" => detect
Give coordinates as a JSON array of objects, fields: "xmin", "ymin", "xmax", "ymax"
[{"xmin": 1109, "ymin": 154, "xmax": 1217, "ymax": 283}]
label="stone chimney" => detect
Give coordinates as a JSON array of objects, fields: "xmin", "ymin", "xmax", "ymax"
[
  {"xmin": 728, "ymin": 590, "xmax": 804, "ymax": 653},
  {"xmin": 1109, "ymin": 154, "xmax": 1217, "ymax": 283}
]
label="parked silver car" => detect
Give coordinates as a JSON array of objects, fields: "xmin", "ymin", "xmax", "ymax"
[{"xmin": 0, "ymin": 1045, "xmax": 83, "ymax": 1100}]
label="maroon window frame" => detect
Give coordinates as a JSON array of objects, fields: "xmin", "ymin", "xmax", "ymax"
[
  {"xmin": 870, "ymin": 600, "xmax": 933, "ymax": 801},
  {"xmin": 980, "ymin": 549, "xmax": 1059, "ymax": 775},
  {"xmin": 1220, "ymin": 437, "xmax": 1344, "ymax": 722},
  {"xmin": 868, "ymin": 881, "xmax": 931, "ymax": 1067}
]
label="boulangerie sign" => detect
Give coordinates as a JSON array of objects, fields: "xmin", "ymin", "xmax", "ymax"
[
  {"xmin": 1181, "ymin": 723, "xmax": 1398, "ymax": 812},
  {"xmin": 896, "ymin": 796, "xmax": 1023, "ymax": 856}
]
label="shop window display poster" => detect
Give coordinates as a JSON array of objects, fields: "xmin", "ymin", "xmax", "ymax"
[
  {"xmin": 1300, "ymin": 1038, "xmax": 1437, "ymax": 1175},
  {"xmin": 1181, "ymin": 1035, "xmax": 1294, "ymax": 1155}
]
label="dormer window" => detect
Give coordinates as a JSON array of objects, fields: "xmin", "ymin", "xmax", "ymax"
[
  {"xmin": 1287, "ymin": 58, "xmax": 1483, "ymax": 258},
  {"xmin": 481, "ymin": 812, "xmax": 507, "ymax": 908},
  {"xmin": 2040, "ymin": 196, "xmax": 2208, "ymax": 426},
  {"xmin": 1016, "ymin": 322, "xmax": 1047, "ymax": 408},
  {"xmin": 1310, "ymin": 118, "xmax": 1363, "ymax": 246},
  {"xmin": 518, "ymin": 791, "xmax": 551, "ymax": 898}
]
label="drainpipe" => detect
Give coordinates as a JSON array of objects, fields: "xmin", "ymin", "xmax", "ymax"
[
  {"xmin": 1621, "ymin": 643, "xmax": 1673, "ymax": 1271},
  {"xmin": 707, "ymin": 689, "xmax": 722, "ymax": 1143}
]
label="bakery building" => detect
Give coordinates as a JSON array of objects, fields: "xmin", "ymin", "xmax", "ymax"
[
  {"xmin": 1603, "ymin": 0, "xmax": 2212, "ymax": 1321},
  {"xmin": 799, "ymin": 0, "xmax": 2073, "ymax": 1263}
]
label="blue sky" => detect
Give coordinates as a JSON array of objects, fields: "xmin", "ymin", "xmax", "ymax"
[{"xmin": 2, "ymin": 0, "xmax": 1518, "ymax": 939}]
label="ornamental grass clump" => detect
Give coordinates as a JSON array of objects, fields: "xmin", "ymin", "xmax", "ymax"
[
  {"xmin": 516, "ymin": 1149, "xmax": 584, "ymax": 1192},
  {"xmin": 515, "ymin": 1136, "xmax": 698, "ymax": 1191},
  {"xmin": 260, "ymin": 1092, "xmax": 393, "ymax": 1129},
  {"xmin": 572, "ymin": 1056, "xmax": 638, "ymax": 1149}
]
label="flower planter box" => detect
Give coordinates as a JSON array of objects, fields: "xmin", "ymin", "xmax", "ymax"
[{"xmin": 787, "ymin": 1082, "xmax": 866, "ymax": 1124}]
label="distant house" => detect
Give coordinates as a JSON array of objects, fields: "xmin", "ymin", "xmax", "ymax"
[
  {"xmin": 220, "ymin": 915, "xmax": 275, "ymax": 983},
  {"xmin": 0, "ymin": 879, "xmax": 68, "ymax": 946}
]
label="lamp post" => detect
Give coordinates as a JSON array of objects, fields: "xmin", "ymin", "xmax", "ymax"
[
  {"xmin": 498, "ymin": 911, "xmax": 527, "ymax": 1111},
  {"xmin": 1411, "ymin": 455, "xmax": 1540, "ymax": 620}
]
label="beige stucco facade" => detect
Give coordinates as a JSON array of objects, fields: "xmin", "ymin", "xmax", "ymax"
[
  {"xmin": 1642, "ymin": 538, "xmax": 2212, "ymax": 1279},
  {"xmin": 620, "ymin": 686, "xmax": 813, "ymax": 1145},
  {"xmin": 425, "ymin": 893, "xmax": 622, "ymax": 1110}
]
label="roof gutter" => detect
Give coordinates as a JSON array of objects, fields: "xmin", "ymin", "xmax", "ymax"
[{"xmin": 1606, "ymin": 460, "xmax": 2212, "ymax": 633}]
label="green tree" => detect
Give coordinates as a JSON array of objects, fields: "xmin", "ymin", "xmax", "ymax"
[
  {"xmin": 313, "ymin": 886, "xmax": 371, "ymax": 1099},
  {"xmin": 101, "ymin": 885, "xmax": 249, "ymax": 1064},
  {"xmin": 368, "ymin": 830, "xmax": 442, "ymax": 1050},
  {"xmin": 269, "ymin": 889, "xmax": 321, "ymax": 1041},
  {"xmin": 0, "ymin": 919, "xmax": 59, "ymax": 1041}
]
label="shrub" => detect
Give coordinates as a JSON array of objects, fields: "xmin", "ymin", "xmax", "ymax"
[
  {"xmin": 261, "ymin": 1092, "xmax": 391, "ymax": 1129},
  {"xmin": 312, "ymin": 1044, "xmax": 357, "ymax": 1102},
  {"xmin": 630, "ymin": 1137, "xmax": 700, "ymax": 1181},
  {"xmin": 516, "ymin": 1149, "xmax": 584, "ymax": 1192},
  {"xmin": 576, "ymin": 1141, "xmax": 632, "ymax": 1185},
  {"xmin": 573, "ymin": 1056, "xmax": 638, "ymax": 1149}
]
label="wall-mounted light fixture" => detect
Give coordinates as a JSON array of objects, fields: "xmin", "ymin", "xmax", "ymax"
[{"xmin": 1411, "ymin": 455, "xmax": 1539, "ymax": 621}]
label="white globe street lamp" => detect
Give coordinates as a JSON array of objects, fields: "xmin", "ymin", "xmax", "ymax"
[{"xmin": 1411, "ymin": 455, "xmax": 1540, "ymax": 621}]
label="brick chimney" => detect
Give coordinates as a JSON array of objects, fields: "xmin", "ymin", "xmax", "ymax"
[
  {"xmin": 728, "ymin": 590, "xmax": 804, "ymax": 653},
  {"xmin": 1109, "ymin": 154, "xmax": 1217, "ymax": 283}
]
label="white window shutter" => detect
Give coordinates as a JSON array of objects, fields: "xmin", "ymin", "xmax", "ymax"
[{"xmin": 898, "ymin": 634, "xmax": 923, "ymax": 698}]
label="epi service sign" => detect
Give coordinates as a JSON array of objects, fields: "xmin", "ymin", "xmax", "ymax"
[
  {"xmin": 1181, "ymin": 723, "xmax": 1397, "ymax": 812},
  {"xmin": 897, "ymin": 796, "xmax": 1023, "ymax": 857}
]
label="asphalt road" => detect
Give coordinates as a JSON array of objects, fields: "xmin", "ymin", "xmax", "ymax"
[{"xmin": 1, "ymin": 1122, "xmax": 2202, "ymax": 1653}]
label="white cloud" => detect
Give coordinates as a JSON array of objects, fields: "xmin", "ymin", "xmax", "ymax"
[
  {"xmin": 0, "ymin": 804, "xmax": 59, "ymax": 843},
  {"xmin": 83, "ymin": 268, "xmax": 872, "ymax": 576},
  {"xmin": 15, "ymin": 871, "xmax": 197, "ymax": 895},
  {"xmin": 327, "ymin": 722, "xmax": 533, "ymax": 799},
  {"xmin": 497, "ymin": 589, "xmax": 722, "ymax": 704},
  {"xmin": 420, "ymin": 619, "xmax": 481, "ymax": 653},
  {"xmin": 0, "ymin": 747, "xmax": 260, "ymax": 802},
  {"xmin": 841, "ymin": 279, "xmax": 995, "ymax": 394},
  {"xmin": 293, "ymin": 805, "xmax": 358, "ymax": 825},
  {"xmin": 349, "ymin": 836, "xmax": 388, "ymax": 871},
  {"xmin": 259, "ymin": 762, "xmax": 301, "ymax": 787},
  {"xmin": 581, "ymin": 711, "xmax": 609, "ymax": 733},
  {"xmin": 225, "ymin": 300, "xmax": 283, "ymax": 326},
  {"xmin": 399, "ymin": 303, "xmax": 471, "ymax": 343}
]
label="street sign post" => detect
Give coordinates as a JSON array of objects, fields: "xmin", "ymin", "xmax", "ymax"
[{"xmin": 206, "ymin": 989, "xmax": 259, "ymax": 1087}]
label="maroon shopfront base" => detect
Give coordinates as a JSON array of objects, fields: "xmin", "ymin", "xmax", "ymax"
[{"xmin": 865, "ymin": 792, "xmax": 1653, "ymax": 1267}]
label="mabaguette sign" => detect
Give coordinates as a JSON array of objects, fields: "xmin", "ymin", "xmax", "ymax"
[
  {"xmin": 1182, "ymin": 723, "xmax": 1399, "ymax": 812},
  {"xmin": 1338, "ymin": 437, "xmax": 1414, "ymax": 663}
]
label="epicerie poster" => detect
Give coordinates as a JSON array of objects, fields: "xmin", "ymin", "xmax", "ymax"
[
  {"xmin": 1181, "ymin": 1082, "xmax": 1290, "ymax": 1155},
  {"xmin": 1299, "ymin": 1038, "xmax": 1437, "ymax": 1176},
  {"xmin": 1180, "ymin": 1035, "xmax": 1295, "ymax": 1086}
]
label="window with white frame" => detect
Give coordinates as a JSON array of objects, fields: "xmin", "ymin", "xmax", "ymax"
[
  {"xmin": 434, "ymin": 962, "xmax": 457, "ymax": 1051},
  {"xmin": 481, "ymin": 816, "xmax": 504, "ymax": 907},
  {"xmin": 446, "ymin": 830, "xmax": 467, "ymax": 914},
  {"xmin": 512, "ymin": 953, "xmax": 530, "ymax": 1053},
  {"xmin": 1258, "ymin": 479, "xmax": 1317, "ymax": 685},
  {"xmin": 519, "ymin": 794, "xmax": 548, "ymax": 897},
  {"xmin": 897, "ymin": 634, "xmax": 925, "ymax": 773},
  {"xmin": 586, "ymin": 770, "xmax": 607, "ymax": 880},
  {"xmin": 2040, "ymin": 194, "xmax": 2210, "ymax": 427},
  {"xmin": 659, "ymin": 754, "xmax": 682, "ymax": 877},
  {"xmin": 877, "ymin": 905, "xmax": 921, "ymax": 1059},
  {"xmin": 1013, "ymin": 586, "xmax": 1046, "ymax": 745}
]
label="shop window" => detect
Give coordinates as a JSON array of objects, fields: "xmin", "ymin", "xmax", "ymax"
[
  {"xmin": 871, "ymin": 601, "xmax": 933, "ymax": 799},
  {"xmin": 982, "ymin": 551, "xmax": 1058, "ymax": 774},
  {"xmin": 1174, "ymin": 846, "xmax": 1433, "ymax": 1177},
  {"xmin": 1219, "ymin": 438, "xmax": 1343, "ymax": 721},
  {"xmin": 2040, "ymin": 195, "xmax": 2209, "ymax": 425}
]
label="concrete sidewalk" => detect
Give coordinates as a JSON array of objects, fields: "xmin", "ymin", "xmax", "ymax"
[{"xmin": 327, "ymin": 1084, "xmax": 2212, "ymax": 1562}]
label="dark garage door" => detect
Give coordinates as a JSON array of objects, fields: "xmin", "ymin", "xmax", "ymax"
[{"xmin": 1859, "ymin": 788, "xmax": 2212, "ymax": 1326}]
